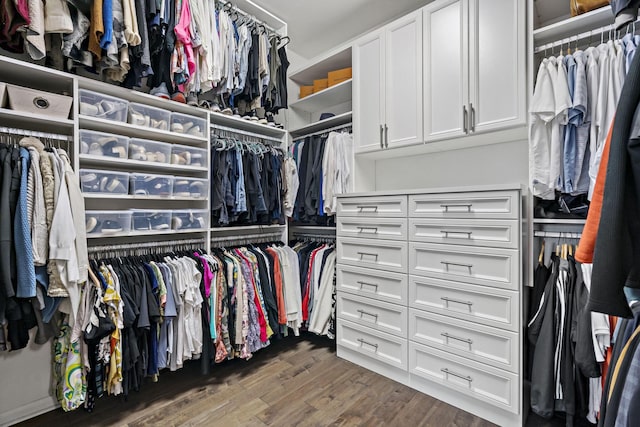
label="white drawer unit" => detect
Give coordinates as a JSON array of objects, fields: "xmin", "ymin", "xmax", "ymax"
[
  {"xmin": 409, "ymin": 242, "xmax": 519, "ymax": 290},
  {"xmin": 337, "ymin": 265, "xmax": 408, "ymax": 305},
  {"xmin": 409, "ymin": 342, "xmax": 519, "ymax": 413},
  {"xmin": 338, "ymin": 195, "xmax": 408, "ymax": 218},
  {"xmin": 338, "ymin": 293, "xmax": 408, "ymax": 337},
  {"xmin": 337, "ymin": 319, "xmax": 408, "ymax": 371},
  {"xmin": 409, "ymin": 218, "xmax": 518, "ymax": 249},
  {"xmin": 338, "ymin": 237, "xmax": 408, "ymax": 274},
  {"xmin": 409, "ymin": 275, "xmax": 518, "ymax": 332},
  {"xmin": 338, "ymin": 217, "xmax": 408, "ymax": 241},
  {"xmin": 409, "ymin": 309, "xmax": 518, "ymax": 373},
  {"xmin": 409, "ymin": 190, "xmax": 519, "ymax": 219}
]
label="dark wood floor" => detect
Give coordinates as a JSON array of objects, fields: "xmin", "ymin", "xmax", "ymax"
[{"xmin": 17, "ymin": 334, "xmax": 563, "ymax": 427}]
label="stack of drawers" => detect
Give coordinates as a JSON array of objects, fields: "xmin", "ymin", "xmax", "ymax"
[{"xmin": 336, "ymin": 187, "xmax": 523, "ymax": 426}]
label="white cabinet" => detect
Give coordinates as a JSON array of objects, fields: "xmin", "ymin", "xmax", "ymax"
[
  {"xmin": 423, "ymin": 0, "xmax": 525, "ymax": 142},
  {"xmin": 354, "ymin": 11, "xmax": 423, "ymax": 153}
]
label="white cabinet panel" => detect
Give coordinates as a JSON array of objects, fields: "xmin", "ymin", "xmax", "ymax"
[
  {"xmin": 338, "ymin": 293, "xmax": 408, "ymax": 337},
  {"xmin": 338, "ymin": 319, "xmax": 408, "ymax": 371},
  {"xmin": 338, "ymin": 196, "xmax": 407, "ymax": 218},
  {"xmin": 338, "ymin": 217, "xmax": 408, "ymax": 241},
  {"xmin": 409, "ymin": 218, "xmax": 518, "ymax": 249},
  {"xmin": 338, "ymin": 238, "xmax": 407, "ymax": 273},
  {"xmin": 409, "ymin": 190, "xmax": 519, "ymax": 219},
  {"xmin": 337, "ymin": 265, "xmax": 408, "ymax": 305}
]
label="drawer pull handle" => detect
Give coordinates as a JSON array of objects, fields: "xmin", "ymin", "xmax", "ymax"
[
  {"xmin": 357, "ymin": 205, "xmax": 379, "ymax": 212},
  {"xmin": 357, "ymin": 309, "xmax": 379, "ymax": 319},
  {"xmin": 358, "ymin": 252, "xmax": 379, "ymax": 260},
  {"xmin": 357, "ymin": 226, "xmax": 379, "ymax": 234},
  {"xmin": 440, "ymin": 230, "xmax": 473, "ymax": 239},
  {"xmin": 357, "ymin": 281, "xmax": 379, "ymax": 290},
  {"xmin": 440, "ymin": 203, "xmax": 473, "ymax": 212},
  {"xmin": 357, "ymin": 338, "xmax": 379, "ymax": 350},
  {"xmin": 440, "ymin": 297, "xmax": 474, "ymax": 309},
  {"xmin": 441, "ymin": 332, "xmax": 473, "ymax": 345},
  {"xmin": 441, "ymin": 368, "xmax": 473, "ymax": 383},
  {"xmin": 440, "ymin": 261, "xmax": 473, "ymax": 271}
]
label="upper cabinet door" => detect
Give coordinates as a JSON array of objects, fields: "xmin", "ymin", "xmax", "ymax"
[
  {"xmin": 423, "ymin": 0, "xmax": 468, "ymax": 142},
  {"xmin": 468, "ymin": 0, "xmax": 525, "ymax": 133},
  {"xmin": 385, "ymin": 11, "xmax": 423, "ymax": 148},
  {"xmin": 354, "ymin": 30, "xmax": 385, "ymax": 153}
]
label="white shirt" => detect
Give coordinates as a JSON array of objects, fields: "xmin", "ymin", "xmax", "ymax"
[
  {"xmin": 530, "ymin": 58, "xmax": 556, "ymax": 199},
  {"xmin": 584, "ymin": 46, "xmax": 600, "ymax": 200}
]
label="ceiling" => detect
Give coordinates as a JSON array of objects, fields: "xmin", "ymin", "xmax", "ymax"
[{"xmin": 234, "ymin": 0, "xmax": 434, "ymax": 59}]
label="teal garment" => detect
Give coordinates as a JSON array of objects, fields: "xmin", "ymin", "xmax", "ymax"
[{"xmin": 15, "ymin": 147, "xmax": 35, "ymax": 298}]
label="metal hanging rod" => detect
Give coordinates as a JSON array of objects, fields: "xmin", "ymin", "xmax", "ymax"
[
  {"xmin": 534, "ymin": 231, "xmax": 582, "ymax": 239},
  {"xmin": 534, "ymin": 18, "xmax": 639, "ymax": 54},
  {"xmin": 88, "ymin": 238, "xmax": 206, "ymax": 253},
  {"xmin": 291, "ymin": 231, "xmax": 336, "ymax": 242},
  {"xmin": 293, "ymin": 123, "xmax": 353, "ymax": 140},
  {"xmin": 0, "ymin": 126, "xmax": 72, "ymax": 141},
  {"xmin": 211, "ymin": 124, "xmax": 283, "ymax": 144},
  {"xmin": 210, "ymin": 232, "xmax": 283, "ymax": 247},
  {"xmin": 218, "ymin": 0, "xmax": 281, "ymax": 35}
]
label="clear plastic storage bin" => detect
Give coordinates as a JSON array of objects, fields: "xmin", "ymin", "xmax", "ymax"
[
  {"xmin": 170, "ymin": 112, "xmax": 206, "ymax": 138},
  {"xmin": 173, "ymin": 177, "xmax": 208, "ymax": 198},
  {"xmin": 129, "ymin": 173, "xmax": 174, "ymax": 197},
  {"xmin": 131, "ymin": 209, "xmax": 172, "ymax": 231},
  {"xmin": 80, "ymin": 169, "xmax": 129, "ymax": 194},
  {"xmin": 128, "ymin": 102, "xmax": 171, "ymax": 130},
  {"xmin": 171, "ymin": 209, "xmax": 207, "ymax": 230},
  {"xmin": 79, "ymin": 130, "xmax": 129, "ymax": 158},
  {"xmin": 85, "ymin": 210, "xmax": 132, "ymax": 235},
  {"xmin": 79, "ymin": 89, "xmax": 129, "ymax": 122},
  {"xmin": 128, "ymin": 138, "xmax": 171, "ymax": 163},
  {"xmin": 170, "ymin": 144, "xmax": 207, "ymax": 167}
]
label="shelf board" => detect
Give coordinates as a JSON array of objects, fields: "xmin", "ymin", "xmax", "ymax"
[
  {"xmin": 289, "ymin": 111, "xmax": 353, "ymax": 138},
  {"xmin": 79, "ymin": 115, "xmax": 208, "ymax": 145},
  {"xmin": 210, "ymin": 113, "xmax": 287, "ymax": 138},
  {"xmin": 533, "ymin": 5, "xmax": 614, "ymax": 45},
  {"xmin": 0, "ymin": 107, "xmax": 74, "ymax": 134},
  {"xmin": 533, "ymin": 218, "xmax": 586, "ymax": 225},
  {"xmin": 83, "ymin": 194, "xmax": 207, "ymax": 201},
  {"xmin": 79, "ymin": 154, "xmax": 208, "ymax": 174},
  {"xmin": 289, "ymin": 79, "xmax": 352, "ymax": 113},
  {"xmin": 289, "ymin": 225, "xmax": 336, "ymax": 232},
  {"xmin": 289, "ymin": 46, "xmax": 352, "ymax": 85},
  {"xmin": 87, "ymin": 228, "xmax": 208, "ymax": 238},
  {"xmin": 210, "ymin": 224, "xmax": 285, "ymax": 233},
  {"xmin": 0, "ymin": 55, "xmax": 74, "ymax": 93}
]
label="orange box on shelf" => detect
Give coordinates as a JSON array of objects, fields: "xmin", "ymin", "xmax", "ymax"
[
  {"xmin": 328, "ymin": 67, "xmax": 352, "ymax": 87},
  {"xmin": 313, "ymin": 78, "xmax": 329, "ymax": 93},
  {"xmin": 299, "ymin": 85, "xmax": 314, "ymax": 99}
]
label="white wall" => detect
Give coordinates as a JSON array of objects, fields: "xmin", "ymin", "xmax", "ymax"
[{"xmin": 372, "ymin": 139, "xmax": 528, "ymax": 191}]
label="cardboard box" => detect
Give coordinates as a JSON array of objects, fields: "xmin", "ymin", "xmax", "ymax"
[
  {"xmin": 313, "ymin": 78, "xmax": 329, "ymax": 93},
  {"xmin": 299, "ymin": 85, "xmax": 314, "ymax": 99},
  {"xmin": 328, "ymin": 67, "xmax": 353, "ymax": 87}
]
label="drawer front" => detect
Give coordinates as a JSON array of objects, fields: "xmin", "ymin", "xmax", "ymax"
[
  {"xmin": 338, "ymin": 196, "xmax": 408, "ymax": 218},
  {"xmin": 410, "ymin": 242, "xmax": 519, "ymax": 290},
  {"xmin": 338, "ymin": 238, "xmax": 407, "ymax": 274},
  {"xmin": 337, "ymin": 319, "xmax": 408, "ymax": 370},
  {"xmin": 337, "ymin": 265, "xmax": 407, "ymax": 305},
  {"xmin": 409, "ymin": 219, "xmax": 518, "ymax": 249},
  {"xmin": 409, "ymin": 190, "xmax": 519, "ymax": 219},
  {"xmin": 409, "ymin": 275, "xmax": 518, "ymax": 331},
  {"xmin": 338, "ymin": 217, "xmax": 408, "ymax": 241},
  {"xmin": 409, "ymin": 309, "xmax": 518, "ymax": 373},
  {"xmin": 338, "ymin": 293, "xmax": 408, "ymax": 337},
  {"xmin": 409, "ymin": 342, "xmax": 519, "ymax": 413}
]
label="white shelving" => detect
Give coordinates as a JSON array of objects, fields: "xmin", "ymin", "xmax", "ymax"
[
  {"xmin": 79, "ymin": 115, "xmax": 208, "ymax": 145},
  {"xmin": 78, "ymin": 154, "xmax": 208, "ymax": 173},
  {"xmin": 0, "ymin": 108, "xmax": 74, "ymax": 134},
  {"xmin": 533, "ymin": 218, "xmax": 587, "ymax": 225},
  {"xmin": 289, "ymin": 46, "xmax": 353, "ymax": 85},
  {"xmin": 533, "ymin": 5, "xmax": 614, "ymax": 44},
  {"xmin": 87, "ymin": 228, "xmax": 209, "ymax": 239},
  {"xmin": 289, "ymin": 111, "xmax": 352, "ymax": 138},
  {"xmin": 289, "ymin": 79, "xmax": 352, "ymax": 113},
  {"xmin": 210, "ymin": 224, "xmax": 285, "ymax": 232},
  {"xmin": 82, "ymin": 194, "xmax": 207, "ymax": 201},
  {"xmin": 210, "ymin": 112, "xmax": 287, "ymax": 138}
]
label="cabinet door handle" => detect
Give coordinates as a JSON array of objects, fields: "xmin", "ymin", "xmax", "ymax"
[
  {"xmin": 440, "ymin": 261, "xmax": 473, "ymax": 271},
  {"xmin": 463, "ymin": 105, "xmax": 468, "ymax": 133},
  {"xmin": 357, "ymin": 226, "xmax": 379, "ymax": 234},
  {"xmin": 357, "ymin": 338, "xmax": 379, "ymax": 350},
  {"xmin": 357, "ymin": 281, "xmax": 379, "ymax": 290},
  {"xmin": 379, "ymin": 124, "xmax": 384, "ymax": 149},
  {"xmin": 358, "ymin": 252, "xmax": 379, "ymax": 260},
  {"xmin": 441, "ymin": 332, "xmax": 473, "ymax": 345},
  {"xmin": 440, "ymin": 203, "xmax": 473, "ymax": 212},
  {"xmin": 357, "ymin": 309, "xmax": 379, "ymax": 319},
  {"xmin": 470, "ymin": 103, "xmax": 475, "ymax": 132},
  {"xmin": 357, "ymin": 205, "xmax": 379, "ymax": 212},
  {"xmin": 440, "ymin": 230, "xmax": 473, "ymax": 239},
  {"xmin": 441, "ymin": 368, "xmax": 473, "ymax": 383},
  {"xmin": 440, "ymin": 296, "xmax": 474, "ymax": 308},
  {"xmin": 384, "ymin": 124, "xmax": 389, "ymax": 148}
]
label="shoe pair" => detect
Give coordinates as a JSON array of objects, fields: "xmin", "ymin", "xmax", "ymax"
[
  {"xmin": 132, "ymin": 212, "xmax": 171, "ymax": 231},
  {"xmin": 80, "ymin": 99, "xmax": 127, "ymax": 121},
  {"xmin": 174, "ymin": 180, "xmax": 206, "ymax": 197},
  {"xmin": 86, "ymin": 217, "xmax": 123, "ymax": 234},
  {"xmin": 172, "ymin": 212, "xmax": 205, "ymax": 230},
  {"xmin": 81, "ymin": 173, "xmax": 127, "ymax": 194}
]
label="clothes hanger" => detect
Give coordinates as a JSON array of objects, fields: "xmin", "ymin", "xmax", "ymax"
[{"xmin": 538, "ymin": 240, "xmax": 545, "ymax": 265}]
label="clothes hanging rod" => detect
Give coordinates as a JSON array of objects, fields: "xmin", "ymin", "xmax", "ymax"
[
  {"xmin": 534, "ymin": 231, "xmax": 582, "ymax": 239},
  {"xmin": 218, "ymin": 0, "xmax": 280, "ymax": 34},
  {"xmin": 211, "ymin": 232, "xmax": 283, "ymax": 242},
  {"xmin": 0, "ymin": 126, "xmax": 72, "ymax": 141},
  {"xmin": 211, "ymin": 124, "xmax": 284, "ymax": 144},
  {"xmin": 292, "ymin": 123, "xmax": 353, "ymax": 140},
  {"xmin": 291, "ymin": 232, "xmax": 336, "ymax": 240},
  {"xmin": 534, "ymin": 18, "xmax": 639, "ymax": 53},
  {"xmin": 88, "ymin": 238, "xmax": 206, "ymax": 253}
]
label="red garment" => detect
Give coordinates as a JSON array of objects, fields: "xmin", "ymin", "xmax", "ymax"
[
  {"xmin": 235, "ymin": 249, "xmax": 268, "ymax": 343},
  {"xmin": 266, "ymin": 248, "xmax": 287, "ymax": 325},
  {"xmin": 302, "ymin": 247, "xmax": 323, "ymax": 322}
]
